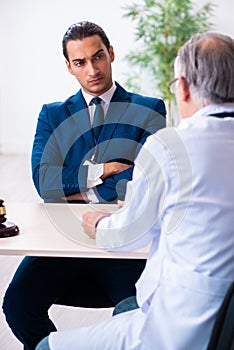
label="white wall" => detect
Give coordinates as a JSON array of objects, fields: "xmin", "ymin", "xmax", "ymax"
[{"xmin": 0, "ymin": 0, "xmax": 233, "ymax": 154}]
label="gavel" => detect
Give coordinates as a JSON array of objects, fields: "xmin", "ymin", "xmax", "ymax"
[{"xmin": 0, "ymin": 199, "xmax": 20, "ymax": 238}]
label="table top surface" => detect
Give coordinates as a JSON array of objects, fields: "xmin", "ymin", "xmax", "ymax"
[{"xmin": 0, "ymin": 202, "xmax": 149, "ymax": 259}]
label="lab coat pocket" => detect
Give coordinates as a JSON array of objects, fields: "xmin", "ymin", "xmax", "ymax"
[{"xmin": 140, "ymin": 259, "xmax": 232, "ymax": 350}]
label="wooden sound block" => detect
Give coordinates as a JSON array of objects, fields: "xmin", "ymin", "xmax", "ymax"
[{"xmin": 0, "ymin": 221, "xmax": 20, "ymax": 238}]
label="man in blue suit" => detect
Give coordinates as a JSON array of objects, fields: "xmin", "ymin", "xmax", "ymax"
[{"xmin": 3, "ymin": 21, "xmax": 166, "ymax": 350}]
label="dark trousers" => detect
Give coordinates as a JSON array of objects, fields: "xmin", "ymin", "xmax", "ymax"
[{"xmin": 2, "ymin": 256, "xmax": 146, "ymax": 350}]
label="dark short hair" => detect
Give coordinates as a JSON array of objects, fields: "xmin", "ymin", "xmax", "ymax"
[{"xmin": 62, "ymin": 21, "xmax": 110, "ymax": 60}]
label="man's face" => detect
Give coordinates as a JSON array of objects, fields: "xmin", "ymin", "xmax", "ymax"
[{"xmin": 65, "ymin": 35, "xmax": 114, "ymax": 96}]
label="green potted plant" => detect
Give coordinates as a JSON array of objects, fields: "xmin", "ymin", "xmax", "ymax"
[{"xmin": 123, "ymin": 0, "xmax": 215, "ymax": 125}]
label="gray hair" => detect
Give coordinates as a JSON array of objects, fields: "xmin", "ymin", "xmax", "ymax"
[{"xmin": 176, "ymin": 32, "xmax": 234, "ymax": 107}]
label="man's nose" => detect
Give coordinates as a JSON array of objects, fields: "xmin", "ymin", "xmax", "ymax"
[{"xmin": 87, "ymin": 61, "xmax": 99, "ymax": 75}]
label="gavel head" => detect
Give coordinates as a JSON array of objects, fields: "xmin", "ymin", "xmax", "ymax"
[{"xmin": 0, "ymin": 199, "xmax": 7, "ymax": 224}]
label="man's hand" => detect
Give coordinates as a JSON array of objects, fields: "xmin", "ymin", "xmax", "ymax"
[
  {"xmin": 82, "ymin": 211, "xmax": 110, "ymax": 239},
  {"xmin": 101, "ymin": 162, "xmax": 133, "ymax": 180},
  {"xmin": 117, "ymin": 200, "xmax": 124, "ymax": 209},
  {"xmin": 64, "ymin": 192, "xmax": 90, "ymax": 202}
]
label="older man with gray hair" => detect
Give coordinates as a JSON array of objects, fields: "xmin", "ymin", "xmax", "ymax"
[{"xmin": 36, "ymin": 31, "xmax": 234, "ymax": 350}]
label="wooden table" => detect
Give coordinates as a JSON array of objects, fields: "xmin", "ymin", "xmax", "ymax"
[{"xmin": 0, "ymin": 202, "xmax": 149, "ymax": 259}]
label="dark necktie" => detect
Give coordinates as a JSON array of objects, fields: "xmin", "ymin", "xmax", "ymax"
[{"xmin": 91, "ymin": 97, "xmax": 104, "ymax": 140}]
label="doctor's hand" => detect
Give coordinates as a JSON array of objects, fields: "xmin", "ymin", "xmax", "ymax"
[
  {"xmin": 117, "ymin": 200, "xmax": 124, "ymax": 209},
  {"xmin": 82, "ymin": 211, "xmax": 110, "ymax": 239}
]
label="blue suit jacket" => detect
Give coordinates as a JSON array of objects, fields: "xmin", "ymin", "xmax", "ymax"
[{"xmin": 31, "ymin": 82, "xmax": 166, "ymax": 203}]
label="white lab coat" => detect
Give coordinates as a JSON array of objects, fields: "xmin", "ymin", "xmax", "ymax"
[{"xmin": 49, "ymin": 104, "xmax": 234, "ymax": 350}]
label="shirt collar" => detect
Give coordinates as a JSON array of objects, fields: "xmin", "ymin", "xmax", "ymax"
[
  {"xmin": 82, "ymin": 82, "xmax": 117, "ymax": 106},
  {"xmin": 192, "ymin": 103, "xmax": 234, "ymax": 119},
  {"xmin": 178, "ymin": 103, "xmax": 234, "ymax": 129}
]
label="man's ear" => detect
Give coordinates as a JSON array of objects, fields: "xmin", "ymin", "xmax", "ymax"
[
  {"xmin": 180, "ymin": 77, "xmax": 190, "ymax": 101},
  {"xmin": 66, "ymin": 60, "xmax": 74, "ymax": 75},
  {"xmin": 109, "ymin": 45, "xmax": 115, "ymax": 63}
]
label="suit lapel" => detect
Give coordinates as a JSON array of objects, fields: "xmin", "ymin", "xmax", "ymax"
[
  {"xmin": 103, "ymin": 82, "xmax": 130, "ymax": 129},
  {"xmin": 97, "ymin": 83, "xmax": 131, "ymax": 159},
  {"xmin": 67, "ymin": 90, "xmax": 95, "ymax": 149}
]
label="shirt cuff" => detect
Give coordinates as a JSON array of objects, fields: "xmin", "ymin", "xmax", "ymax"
[
  {"xmin": 83, "ymin": 160, "xmax": 104, "ymax": 188},
  {"xmin": 86, "ymin": 188, "xmax": 99, "ymax": 203}
]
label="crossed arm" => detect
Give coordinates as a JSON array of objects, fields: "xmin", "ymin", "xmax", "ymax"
[{"xmin": 65, "ymin": 163, "xmax": 132, "ymax": 202}]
